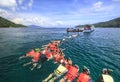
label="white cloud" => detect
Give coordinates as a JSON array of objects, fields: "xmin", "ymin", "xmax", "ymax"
[
  {"xmin": 20, "ymin": 0, "xmax": 33, "ymax": 10},
  {"xmin": 21, "ymin": 6, "xmax": 27, "ymax": 10},
  {"xmin": 0, "ymin": 8, "xmax": 16, "ymax": 19},
  {"xmin": 66, "ymin": 1, "xmax": 116, "ymax": 25},
  {"xmin": 92, "ymin": 1, "xmax": 103, "ymax": 11},
  {"xmin": 55, "ymin": 21, "xmax": 63, "ymax": 25},
  {"xmin": 91, "ymin": 1, "xmax": 114, "ymax": 12},
  {"xmin": 0, "ymin": 8, "xmax": 65, "ymax": 27},
  {"xmin": 18, "ymin": 0, "xmax": 24, "ymax": 5},
  {"xmin": 11, "ymin": 18, "xmax": 23, "ymax": 24},
  {"xmin": 0, "ymin": 0, "xmax": 17, "ymax": 7},
  {"xmin": 0, "ymin": 0, "xmax": 17, "ymax": 11},
  {"xmin": 0, "ymin": 8, "xmax": 8, "ymax": 14},
  {"xmin": 0, "ymin": 0, "xmax": 34, "ymax": 11},
  {"xmin": 28, "ymin": 0, "xmax": 33, "ymax": 8},
  {"xmin": 94, "ymin": 5, "xmax": 114, "ymax": 12},
  {"xmin": 93, "ymin": 1, "xmax": 103, "ymax": 8},
  {"xmin": 69, "ymin": 1, "xmax": 105, "ymax": 16}
]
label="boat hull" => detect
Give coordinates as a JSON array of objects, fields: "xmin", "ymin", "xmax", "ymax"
[
  {"xmin": 83, "ymin": 29, "xmax": 94, "ymax": 33},
  {"xmin": 67, "ymin": 29, "xmax": 83, "ymax": 32}
]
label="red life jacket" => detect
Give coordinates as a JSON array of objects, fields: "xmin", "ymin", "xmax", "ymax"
[
  {"xmin": 77, "ymin": 73, "xmax": 90, "ymax": 82},
  {"xmin": 65, "ymin": 65, "xmax": 78, "ymax": 81},
  {"xmin": 49, "ymin": 44, "xmax": 57, "ymax": 51},
  {"xmin": 52, "ymin": 49, "xmax": 60, "ymax": 56},
  {"xmin": 32, "ymin": 52, "xmax": 41, "ymax": 62},
  {"xmin": 64, "ymin": 64, "xmax": 71, "ymax": 69},
  {"xmin": 54, "ymin": 54, "xmax": 60, "ymax": 62},
  {"xmin": 26, "ymin": 49, "xmax": 35, "ymax": 57},
  {"xmin": 46, "ymin": 52, "xmax": 53, "ymax": 59},
  {"xmin": 42, "ymin": 49, "xmax": 52, "ymax": 59}
]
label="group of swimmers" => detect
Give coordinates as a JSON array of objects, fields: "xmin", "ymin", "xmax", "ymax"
[{"xmin": 19, "ymin": 34, "xmax": 114, "ymax": 82}]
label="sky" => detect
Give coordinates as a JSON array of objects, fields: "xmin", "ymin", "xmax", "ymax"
[{"xmin": 0, "ymin": 0, "xmax": 120, "ymax": 27}]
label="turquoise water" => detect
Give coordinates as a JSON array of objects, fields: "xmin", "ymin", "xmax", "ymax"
[{"xmin": 0, "ymin": 28, "xmax": 120, "ymax": 82}]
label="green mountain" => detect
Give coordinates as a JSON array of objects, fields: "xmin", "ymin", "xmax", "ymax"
[
  {"xmin": 76, "ymin": 17, "xmax": 120, "ymax": 28},
  {"xmin": 93, "ymin": 17, "xmax": 120, "ymax": 27},
  {"xmin": 0, "ymin": 17, "xmax": 26, "ymax": 28}
]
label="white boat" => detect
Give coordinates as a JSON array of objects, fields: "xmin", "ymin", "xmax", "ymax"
[{"xmin": 83, "ymin": 25, "xmax": 94, "ymax": 33}]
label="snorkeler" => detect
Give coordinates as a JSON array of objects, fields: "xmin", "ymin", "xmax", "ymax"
[
  {"xmin": 77, "ymin": 66, "xmax": 92, "ymax": 82},
  {"xmin": 19, "ymin": 49, "xmax": 35, "ymax": 60},
  {"xmin": 23, "ymin": 48, "xmax": 41, "ymax": 70},
  {"xmin": 60, "ymin": 64, "xmax": 79, "ymax": 82},
  {"xmin": 96, "ymin": 68, "xmax": 114, "ymax": 82},
  {"xmin": 42, "ymin": 64, "xmax": 68, "ymax": 82}
]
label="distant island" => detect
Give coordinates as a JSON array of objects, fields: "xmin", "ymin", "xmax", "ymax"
[
  {"xmin": 28, "ymin": 25, "xmax": 42, "ymax": 28},
  {"xmin": 76, "ymin": 17, "xmax": 120, "ymax": 28},
  {"xmin": 0, "ymin": 17, "xmax": 26, "ymax": 28}
]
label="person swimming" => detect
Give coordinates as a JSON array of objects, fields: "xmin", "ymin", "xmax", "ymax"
[
  {"xmin": 77, "ymin": 66, "xmax": 92, "ymax": 82},
  {"xmin": 60, "ymin": 64, "xmax": 79, "ymax": 82},
  {"xmin": 96, "ymin": 68, "xmax": 114, "ymax": 82},
  {"xmin": 42, "ymin": 58, "xmax": 72, "ymax": 82},
  {"xmin": 42, "ymin": 64, "xmax": 68, "ymax": 82},
  {"xmin": 19, "ymin": 49, "xmax": 36, "ymax": 60},
  {"xmin": 22, "ymin": 48, "xmax": 41, "ymax": 70}
]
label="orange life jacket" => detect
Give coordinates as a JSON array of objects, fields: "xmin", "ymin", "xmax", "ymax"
[
  {"xmin": 46, "ymin": 52, "xmax": 53, "ymax": 59},
  {"xmin": 77, "ymin": 73, "xmax": 90, "ymax": 82},
  {"xmin": 49, "ymin": 44, "xmax": 57, "ymax": 51},
  {"xmin": 26, "ymin": 49, "xmax": 35, "ymax": 57},
  {"xmin": 54, "ymin": 54, "xmax": 60, "ymax": 62},
  {"xmin": 42, "ymin": 49, "xmax": 52, "ymax": 59},
  {"xmin": 32, "ymin": 52, "xmax": 41, "ymax": 62},
  {"xmin": 65, "ymin": 65, "xmax": 78, "ymax": 81},
  {"xmin": 64, "ymin": 64, "xmax": 71, "ymax": 69},
  {"xmin": 52, "ymin": 49, "xmax": 60, "ymax": 56}
]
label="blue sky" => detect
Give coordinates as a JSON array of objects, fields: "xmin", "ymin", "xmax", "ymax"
[{"xmin": 0, "ymin": 0, "xmax": 120, "ymax": 27}]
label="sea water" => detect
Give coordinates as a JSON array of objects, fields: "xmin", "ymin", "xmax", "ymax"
[{"xmin": 0, "ymin": 28, "xmax": 120, "ymax": 82}]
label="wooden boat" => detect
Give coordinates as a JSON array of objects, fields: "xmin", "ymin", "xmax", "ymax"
[
  {"xmin": 66, "ymin": 28, "xmax": 83, "ymax": 32},
  {"xmin": 83, "ymin": 25, "xmax": 94, "ymax": 33}
]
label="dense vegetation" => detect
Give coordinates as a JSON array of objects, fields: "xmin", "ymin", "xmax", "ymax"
[
  {"xmin": 76, "ymin": 17, "xmax": 120, "ymax": 28},
  {"xmin": 0, "ymin": 17, "xmax": 26, "ymax": 28},
  {"xmin": 94, "ymin": 17, "xmax": 120, "ymax": 27}
]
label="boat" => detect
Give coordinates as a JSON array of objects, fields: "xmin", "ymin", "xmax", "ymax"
[
  {"xmin": 66, "ymin": 28, "xmax": 83, "ymax": 32},
  {"xmin": 83, "ymin": 25, "xmax": 94, "ymax": 33}
]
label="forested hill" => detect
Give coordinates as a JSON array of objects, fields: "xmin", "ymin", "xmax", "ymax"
[
  {"xmin": 0, "ymin": 17, "xmax": 26, "ymax": 27},
  {"xmin": 93, "ymin": 17, "xmax": 120, "ymax": 27},
  {"xmin": 76, "ymin": 17, "xmax": 120, "ymax": 27}
]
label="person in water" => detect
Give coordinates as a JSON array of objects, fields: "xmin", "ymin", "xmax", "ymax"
[
  {"xmin": 60, "ymin": 64, "xmax": 79, "ymax": 82},
  {"xmin": 47, "ymin": 41, "xmax": 58, "ymax": 52},
  {"xmin": 41, "ymin": 41, "xmax": 63, "ymax": 63},
  {"xmin": 77, "ymin": 66, "xmax": 92, "ymax": 82},
  {"xmin": 51, "ymin": 40, "xmax": 61, "ymax": 48},
  {"xmin": 53, "ymin": 52, "xmax": 65, "ymax": 64},
  {"xmin": 19, "ymin": 49, "xmax": 36, "ymax": 60},
  {"xmin": 96, "ymin": 68, "xmax": 114, "ymax": 82},
  {"xmin": 62, "ymin": 57, "xmax": 73, "ymax": 69},
  {"xmin": 42, "ymin": 58, "xmax": 72, "ymax": 82},
  {"xmin": 23, "ymin": 48, "xmax": 41, "ymax": 70},
  {"xmin": 42, "ymin": 64, "xmax": 68, "ymax": 82},
  {"xmin": 41, "ymin": 46, "xmax": 53, "ymax": 63}
]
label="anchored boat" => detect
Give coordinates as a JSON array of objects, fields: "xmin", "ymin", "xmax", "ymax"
[
  {"xmin": 83, "ymin": 25, "xmax": 94, "ymax": 33},
  {"xmin": 66, "ymin": 28, "xmax": 83, "ymax": 32}
]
